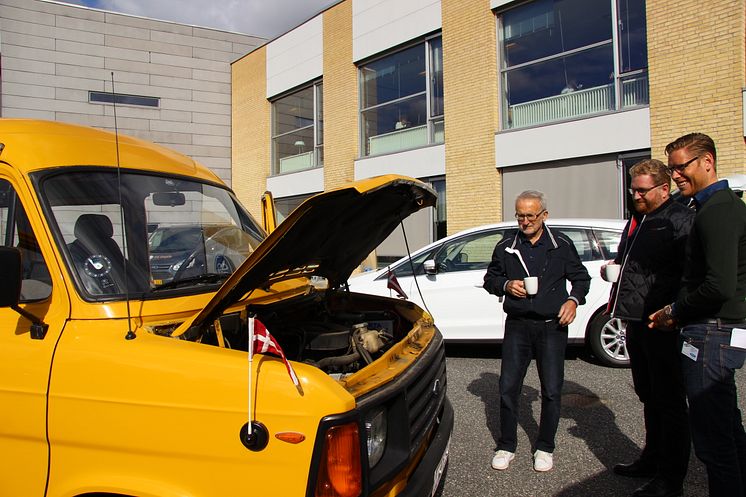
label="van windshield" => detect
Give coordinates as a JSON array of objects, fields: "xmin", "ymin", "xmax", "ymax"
[{"xmin": 35, "ymin": 168, "xmax": 265, "ymax": 301}]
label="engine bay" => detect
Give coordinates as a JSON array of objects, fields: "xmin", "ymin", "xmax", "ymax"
[{"xmin": 197, "ymin": 290, "xmax": 420, "ymax": 377}]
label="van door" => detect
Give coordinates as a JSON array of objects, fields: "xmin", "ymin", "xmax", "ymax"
[{"xmin": 0, "ymin": 174, "xmax": 69, "ymax": 497}]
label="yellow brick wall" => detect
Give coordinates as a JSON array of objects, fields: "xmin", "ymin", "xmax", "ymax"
[
  {"xmin": 442, "ymin": 0, "xmax": 501, "ymax": 234},
  {"xmin": 231, "ymin": 48, "xmax": 271, "ymax": 221},
  {"xmin": 648, "ymin": 0, "xmax": 746, "ymax": 175},
  {"xmin": 322, "ymin": 1, "xmax": 357, "ymax": 190}
]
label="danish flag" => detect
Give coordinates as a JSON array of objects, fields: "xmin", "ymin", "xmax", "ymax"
[
  {"xmin": 387, "ymin": 269, "xmax": 408, "ymax": 299},
  {"xmin": 250, "ymin": 317, "xmax": 300, "ymax": 388}
]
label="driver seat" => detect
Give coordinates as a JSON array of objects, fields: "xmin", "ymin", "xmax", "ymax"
[{"xmin": 68, "ymin": 214, "xmax": 125, "ymax": 293}]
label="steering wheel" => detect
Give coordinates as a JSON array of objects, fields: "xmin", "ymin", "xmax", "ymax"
[
  {"xmin": 171, "ymin": 226, "xmax": 241, "ymax": 282},
  {"xmin": 437, "ymin": 258, "xmax": 455, "ymax": 273}
]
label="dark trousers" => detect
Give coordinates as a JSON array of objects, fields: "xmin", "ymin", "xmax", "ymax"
[
  {"xmin": 498, "ymin": 316, "xmax": 567, "ymax": 454},
  {"xmin": 626, "ymin": 321, "xmax": 690, "ymax": 485},
  {"xmin": 680, "ymin": 324, "xmax": 746, "ymax": 497}
]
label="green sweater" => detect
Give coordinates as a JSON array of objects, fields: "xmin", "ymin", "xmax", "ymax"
[{"xmin": 675, "ymin": 186, "xmax": 746, "ymax": 321}]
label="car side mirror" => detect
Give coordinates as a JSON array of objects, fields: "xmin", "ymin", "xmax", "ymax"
[
  {"xmin": 0, "ymin": 246, "xmax": 48, "ymax": 339},
  {"xmin": 424, "ymin": 259, "xmax": 437, "ymax": 275}
]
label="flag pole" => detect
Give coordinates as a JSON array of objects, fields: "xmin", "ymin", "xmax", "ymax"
[{"xmin": 248, "ymin": 314, "xmax": 254, "ymax": 437}]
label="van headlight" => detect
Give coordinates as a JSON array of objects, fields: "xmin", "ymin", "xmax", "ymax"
[{"xmin": 365, "ymin": 408, "xmax": 387, "ymax": 468}]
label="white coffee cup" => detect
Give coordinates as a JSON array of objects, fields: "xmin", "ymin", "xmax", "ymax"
[
  {"xmin": 524, "ymin": 276, "xmax": 538, "ymax": 296},
  {"xmin": 604, "ymin": 263, "xmax": 620, "ymax": 283}
]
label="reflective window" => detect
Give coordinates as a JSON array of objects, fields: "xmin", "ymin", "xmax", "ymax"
[
  {"xmin": 499, "ymin": 0, "xmax": 648, "ymax": 129},
  {"xmin": 360, "ymin": 36, "xmax": 444, "ymax": 156},
  {"xmin": 435, "ymin": 230, "xmax": 514, "ymax": 273},
  {"xmin": 37, "ymin": 169, "xmax": 264, "ymax": 301},
  {"xmin": 272, "ymin": 81, "xmax": 323, "ymax": 174},
  {"xmin": 0, "ymin": 179, "xmax": 52, "ymax": 301},
  {"xmin": 551, "ymin": 227, "xmax": 599, "ymax": 262},
  {"xmin": 595, "ymin": 229, "xmax": 622, "ymax": 260}
]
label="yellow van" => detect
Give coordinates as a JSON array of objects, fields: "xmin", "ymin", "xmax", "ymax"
[{"xmin": 0, "ymin": 119, "xmax": 452, "ymax": 497}]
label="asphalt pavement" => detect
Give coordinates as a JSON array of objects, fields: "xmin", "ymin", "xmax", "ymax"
[{"xmin": 436, "ymin": 344, "xmax": 746, "ymax": 497}]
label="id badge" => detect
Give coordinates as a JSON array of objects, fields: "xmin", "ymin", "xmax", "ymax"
[{"xmin": 681, "ymin": 341, "xmax": 699, "ymax": 362}]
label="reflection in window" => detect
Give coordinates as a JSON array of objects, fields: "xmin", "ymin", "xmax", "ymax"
[
  {"xmin": 499, "ymin": 0, "xmax": 648, "ymax": 129},
  {"xmin": 360, "ymin": 35, "xmax": 444, "ymax": 156},
  {"xmin": 0, "ymin": 179, "xmax": 52, "ymax": 301},
  {"xmin": 274, "ymin": 193, "xmax": 313, "ymax": 224},
  {"xmin": 272, "ymin": 81, "xmax": 323, "ymax": 174}
]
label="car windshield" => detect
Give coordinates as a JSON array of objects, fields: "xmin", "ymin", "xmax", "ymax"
[{"xmin": 35, "ymin": 168, "xmax": 265, "ymax": 301}]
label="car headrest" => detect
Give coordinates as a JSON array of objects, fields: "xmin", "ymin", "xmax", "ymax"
[{"xmin": 74, "ymin": 214, "xmax": 114, "ymax": 240}]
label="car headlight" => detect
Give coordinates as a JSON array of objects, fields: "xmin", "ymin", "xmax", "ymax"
[{"xmin": 365, "ymin": 408, "xmax": 387, "ymax": 468}]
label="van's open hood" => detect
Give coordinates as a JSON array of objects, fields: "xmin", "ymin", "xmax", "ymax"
[{"xmin": 178, "ymin": 175, "xmax": 436, "ymax": 334}]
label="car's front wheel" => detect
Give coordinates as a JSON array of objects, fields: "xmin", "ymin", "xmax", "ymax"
[{"xmin": 587, "ymin": 312, "xmax": 629, "ymax": 367}]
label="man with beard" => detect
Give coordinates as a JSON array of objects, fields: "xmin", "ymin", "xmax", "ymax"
[{"xmin": 607, "ymin": 159, "xmax": 693, "ymax": 497}]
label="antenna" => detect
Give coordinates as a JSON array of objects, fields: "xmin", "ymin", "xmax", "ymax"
[{"xmin": 110, "ymin": 72, "xmax": 136, "ymax": 340}]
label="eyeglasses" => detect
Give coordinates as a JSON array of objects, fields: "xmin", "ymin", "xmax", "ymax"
[
  {"xmin": 628, "ymin": 183, "xmax": 666, "ymax": 197},
  {"xmin": 515, "ymin": 209, "xmax": 545, "ymax": 221},
  {"xmin": 665, "ymin": 156, "xmax": 699, "ymax": 176}
]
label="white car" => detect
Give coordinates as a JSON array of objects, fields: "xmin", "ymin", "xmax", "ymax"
[{"xmin": 348, "ymin": 219, "xmax": 628, "ymax": 367}]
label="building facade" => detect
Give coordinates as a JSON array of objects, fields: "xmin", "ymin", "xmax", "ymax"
[
  {"xmin": 0, "ymin": 0, "xmax": 264, "ymax": 185},
  {"xmin": 232, "ymin": 0, "xmax": 746, "ymax": 264}
]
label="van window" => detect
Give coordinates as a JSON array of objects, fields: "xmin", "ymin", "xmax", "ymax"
[{"xmin": 0, "ymin": 179, "xmax": 52, "ymax": 301}]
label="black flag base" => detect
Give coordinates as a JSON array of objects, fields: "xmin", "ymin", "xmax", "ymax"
[{"xmin": 239, "ymin": 421, "xmax": 269, "ymax": 451}]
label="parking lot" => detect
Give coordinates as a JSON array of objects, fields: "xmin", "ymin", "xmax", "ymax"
[{"xmin": 437, "ymin": 344, "xmax": 746, "ymax": 497}]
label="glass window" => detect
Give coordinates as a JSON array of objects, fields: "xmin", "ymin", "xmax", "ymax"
[
  {"xmin": 595, "ymin": 229, "xmax": 622, "ymax": 260},
  {"xmin": 434, "ymin": 230, "xmax": 513, "ymax": 273},
  {"xmin": 272, "ymin": 81, "xmax": 323, "ymax": 174},
  {"xmin": 499, "ymin": 0, "xmax": 648, "ymax": 129},
  {"xmin": 37, "ymin": 169, "xmax": 264, "ymax": 300},
  {"xmin": 0, "ymin": 179, "xmax": 52, "ymax": 301},
  {"xmin": 360, "ymin": 36, "xmax": 444, "ymax": 156},
  {"xmin": 551, "ymin": 227, "xmax": 598, "ymax": 262}
]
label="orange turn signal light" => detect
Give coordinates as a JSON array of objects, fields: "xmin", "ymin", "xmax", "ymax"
[
  {"xmin": 275, "ymin": 432, "xmax": 306, "ymax": 444},
  {"xmin": 314, "ymin": 422, "xmax": 362, "ymax": 497}
]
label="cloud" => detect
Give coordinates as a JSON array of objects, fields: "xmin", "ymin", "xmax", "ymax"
[{"xmin": 62, "ymin": 0, "xmax": 337, "ymax": 39}]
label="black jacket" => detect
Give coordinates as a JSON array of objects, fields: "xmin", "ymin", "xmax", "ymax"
[
  {"xmin": 675, "ymin": 186, "xmax": 746, "ymax": 321},
  {"xmin": 483, "ymin": 225, "xmax": 590, "ymax": 319},
  {"xmin": 610, "ymin": 198, "xmax": 693, "ymax": 322}
]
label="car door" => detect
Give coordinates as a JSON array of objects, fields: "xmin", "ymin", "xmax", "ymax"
[
  {"xmin": 0, "ymin": 173, "xmax": 69, "ymax": 497},
  {"xmin": 404, "ymin": 229, "xmax": 515, "ymax": 341}
]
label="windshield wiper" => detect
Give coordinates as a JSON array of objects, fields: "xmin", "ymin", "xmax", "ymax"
[{"xmin": 152, "ymin": 273, "xmax": 228, "ymax": 291}]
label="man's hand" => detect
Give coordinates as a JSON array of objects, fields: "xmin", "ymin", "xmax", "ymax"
[
  {"xmin": 648, "ymin": 305, "xmax": 677, "ymax": 330},
  {"xmin": 558, "ymin": 300, "xmax": 577, "ymax": 326},
  {"xmin": 505, "ymin": 279, "xmax": 527, "ymax": 298}
]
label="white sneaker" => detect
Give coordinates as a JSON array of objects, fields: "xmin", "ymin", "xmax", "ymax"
[
  {"xmin": 533, "ymin": 450, "xmax": 553, "ymax": 472},
  {"xmin": 491, "ymin": 450, "xmax": 515, "ymax": 470}
]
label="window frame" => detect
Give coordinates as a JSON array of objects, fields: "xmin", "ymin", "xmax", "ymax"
[
  {"xmin": 358, "ymin": 34, "xmax": 444, "ymax": 157},
  {"xmin": 496, "ymin": 0, "xmax": 649, "ymax": 130},
  {"xmin": 270, "ymin": 80, "xmax": 324, "ymax": 175}
]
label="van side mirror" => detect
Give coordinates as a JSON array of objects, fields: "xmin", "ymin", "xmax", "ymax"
[
  {"xmin": 0, "ymin": 246, "xmax": 22, "ymax": 307},
  {"xmin": 0, "ymin": 246, "xmax": 48, "ymax": 339},
  {"xmin": 424, "ymin": 259, "xmax": 437, "ymax": 275}
]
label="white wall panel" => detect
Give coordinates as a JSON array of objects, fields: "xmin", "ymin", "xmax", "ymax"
[
  {"xmin": 353, "ymin": 0, "xmax": 441, "ymax": 62},
  {"xmin": 266, "ymin": 167, "xmax": 325, "ymax": 198},
  {"xmin": 266, "ymin": 16, "xmax": 323, "ymax": 98},
  {"xmin": 354, "ymin": 144, "xmax": 445, "ymax": 180},
  {"xmin": 494, "ymin": 108, "xmax": 650, "ymax": 168}
]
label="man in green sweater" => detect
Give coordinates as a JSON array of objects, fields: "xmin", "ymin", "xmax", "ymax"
[{"xmin": 649, "ymin": 133, "xmax": 746, "ymax": 497}]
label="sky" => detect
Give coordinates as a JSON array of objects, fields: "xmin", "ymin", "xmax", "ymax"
[{"xmin": 60, "ymin": 0, "xmax": 339, "ymax": 39}]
